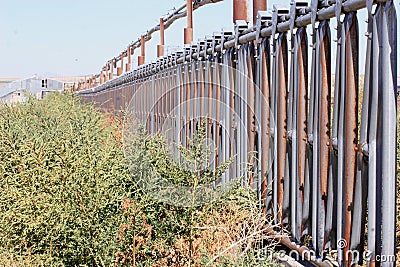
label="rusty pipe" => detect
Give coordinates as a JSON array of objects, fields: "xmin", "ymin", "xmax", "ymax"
[
  {"xmin": 158, "ymin": 18, "xmax": 165, "ymax": 57},
  {"xmin": 138, "ymin": 35, "xmax": 145, "ymax": 66},
  {"xmin": 253, "ymin": 0, "xmax": 266, "ymax": 25},
  {"xmin": 276, "ymin": 35, "xmax": 288, "ymax": 222},
  {"xmin": 233, "ymin": 0, "xmax": 249, "ymax": 23},
  {"xmin": 126, "ymin": 46, "xmax": 131, "ymax": 72},
  {"xmin": 104, "ymin": 65, "xmax": 109, "ymax": 82},
  {"xmin": 184, "ymin": 0, "xmax": 193, "ymax": 44},
  {"xmin": 100, "ymin": 69, "xmax": 105, "ymax": 84},
  {"xmin": 187, "ymin": 0, "xmax": 193, "ymax": 29},
  {"xmin": 343, "ymin": 13, "xmax": 358, "ymax": 266},
  {"xmin": 109, "ymin": 61, "xmax": 114, "ymax": 80},
  {"xmin": 118, "ymin": 53, "xmax": 124, "ymax": 76}
]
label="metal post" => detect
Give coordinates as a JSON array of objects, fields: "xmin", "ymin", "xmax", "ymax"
[
  {"xmin": 126, "ymin": 46, "xmax": 131, "ymax": 72},
  {"xmin": 233, "ymin": 0, "xmax": 249, "ymax": 23},
  {"xmin": 184, "ymin": 0, "xmax": 193, "ymax": 44},
  {"xmin": 118, "ymin": 53, "xmax": 123, "ymax": 76},
  {"xmin": 253, "ymin": 0, "xmax": 266, "ymax": 25},
  {"xmin": 138, "ymin": 35, "xmax": 145, "ymax": 66},
  {"xmin": 100, "ymin": 68, "xmax": 105, "ymax": 84},
  {"xmin": 158, "ymin": 18, "xmax": 165, "ymax": 57},
  {"xmin": 109, "ymin": 61, "xmax": 114, "ymax": 80},
  {"xmin": 105, "ymin": 65, "xmax": 109, "ymax": 82}
]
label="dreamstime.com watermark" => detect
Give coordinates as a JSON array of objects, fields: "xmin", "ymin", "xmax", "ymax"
[
  {"xmin": 250, "ymin": 239, "xmax": 395, "ymax": 264},
  {"xmin": 332, "ymin": 239, "xmax": 396, "ymax": 264}
]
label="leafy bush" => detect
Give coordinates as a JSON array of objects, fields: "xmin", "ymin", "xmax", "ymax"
[
  {"xmin": 0, "ymin": 93, "xmax": 130, "ymax": 266},
  {"xmin": 117, "ymin": 120, "xmax": 279, "ymax": 266},
  {"xmin": 0, "ymin": 94, "xmax": 280, "ymax": 266}
]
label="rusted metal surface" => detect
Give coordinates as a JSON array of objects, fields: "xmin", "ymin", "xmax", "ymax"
[
  {"xmin": 109, "ymin": 61, "xmax": 114, "ymax": 80},
  {"xmin": 258, "ymin": 37, "xmax": 271, "ymax": 215},
  {"xmin": 233, "ymin": 0, "xmax": 249, "ymax": 22},
  {"xmin": 187, "ymin": 0, "xmax": 193, "ymax": 29},
  {"xmin": 77, "ymin": 0, "xmax": 398, "ymax": 266},
  {"xmin": 184, "ymin": 0, "xmax": 193, "ymax": 44},
  {"xmin": 253, "ymin": 0, "xmax": 267, "ymax": 25},
  {"xmin": 343, "ymin": 12, "xmax": 358, "ymax": 266},
  {"xmin": 246, "ymin": 43, "xmax": 256, "ymax": 187},
  {"xmin": 117, "ymin": 53, "xmax": 123, "ymax": 76},
  {"xmin": 158, "ymin": 18, "xmax": 165, "ymax": 57},
  {"xmin": 138, "ymin": 36, "xmax": 146, "ymax": 66},
  {"xmin": 275, "ymin": 32, "xmax": 287, "ymax": 224},
  {"xmin": 126, "ymin": 46, "xmax": 131, "ymax": 72}
]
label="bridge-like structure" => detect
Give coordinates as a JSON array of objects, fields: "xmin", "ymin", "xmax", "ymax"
[{"xmin": 76, "ymin": 0, "xmax": 398, "ymax": 266}]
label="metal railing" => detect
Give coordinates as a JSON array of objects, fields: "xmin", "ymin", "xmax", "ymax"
[{"xmin": 78, "ymin": 0, "xmax": 398, "ymax": 266}]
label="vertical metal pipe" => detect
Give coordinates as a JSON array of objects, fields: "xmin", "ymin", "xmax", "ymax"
[
  {"xmin": 259, "ymin": 38, "xmax": 271, "ymax": 215},
  {"xmin": 109, "ymin": 61, "xmax": 114, "ymax": 80},
  {"xmin": 233, "ymin": 0, "xmax": 249, "ymax": 22},
  {"xmin": 246, "ymin": 44, "xmax": 256, "ymax": 186},
  {"xmin": 253, "ymin": 0, "xmax": 266, "ymax": 25},
  {"xmin": 100, "ymin": 69, "xmax": 105, "ymax": 84},
  {"xmin": 184, "ymin": 0, "xmax": 193, "ymax": 44},
  {"xmin": 228, "ymin": 50, "xmax": 236, "ymax": 180},
  {"xmin": 126, "ymin": 46, "xmax": 131, "ymax": 72},
  {"xmin": 276, "ymin": 33, "xmax": 288, "ymax": 223},
  {"xmin": 215, "ymin": 59, "xmax": 221, "ymax": 168},
  {"xmin": 138, "ymin": 35, "xmax": 145, "ymax": 66},
  {"xmin": 187, "ymin": 0, "xmax": 193, "ymax": 29},
  {"xmin": 104, "ymin": 65, "xmax": 108, "ymax": 82},
  {"xmin": 296, "ymin": 29, "xmax": 308, "ymax": 241},
  {"xmin": 379, "ymin": 2, "xmax": 397, "ymax": 265},
  {"xmin": 317, "ymin": 21, "xmax": 331, "ymax": 255},
  {"xmin": 311, "ymin": 26, "xmax": 320, "ymax": 254},
  {"xmin": 343, "ymin": 13, "xmax": 358, "ymax": 265},
  {"xmin": 158, "ymin": 18, "xmax": 165, "ymax": 57},
  {"xmin": 118, "ymin": 54, "xmax": 123, "ymax": 76}
]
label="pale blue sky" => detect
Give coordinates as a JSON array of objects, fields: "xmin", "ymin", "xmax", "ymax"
[{"xmin": 0, "ymin": 0, "xmax": 398, "ymax": 78}]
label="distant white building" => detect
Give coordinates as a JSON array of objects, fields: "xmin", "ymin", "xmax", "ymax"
[{"xmin": 0, "ymin": 76, "xmax": 64, "ymax": 104}]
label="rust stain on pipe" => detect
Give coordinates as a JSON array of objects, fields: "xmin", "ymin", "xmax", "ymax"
[
  {"xmin": 260, "ymin": 42, "xmax": 270, "ymax": 214},
  {"xmin": 343, "ymin": 14, "xmax": 358, "ymax": 266},
  {"xmin": 319, "ymin": 34, "xmax": 330, "ymax": 203},
  {"xmin": 247, "ymin": 45, "xmax": 256, "ymax": 186},
  {"xmin": 297, "ymin": 34, "xmax": 307, "ymax": 204},
  {"xmin": 276, "ymin": 38, "xmax": 287, "ymax": 222}
]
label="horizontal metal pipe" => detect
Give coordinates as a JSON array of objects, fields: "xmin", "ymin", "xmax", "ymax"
[
  {"xmin": 109, "ymin": 0, "xmax": 223, "ymax": 63},
  {"xmin": 78, "ymin": 0, "xmax": 389, "ymax": 95},
  {"xmin": 175, "ymin": 0, "xmax": 382, "ymax": 64}
]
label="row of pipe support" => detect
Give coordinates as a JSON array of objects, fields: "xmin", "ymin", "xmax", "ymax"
[{"xmin": 79, "ymin": 0, "xmax": 268, "ymax": 90}]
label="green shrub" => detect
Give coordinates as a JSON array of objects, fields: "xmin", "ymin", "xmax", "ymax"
[
  {"xmin": 117, "ymin": 120, "xmax": 279, "ymax": 266},
  {"xmin": 0, "ymin": 94, "xmax": 280, "ymax": 266},
  {"xmin": 0, "ymin": 93, "xmax": 130, "ymax": 266}
]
